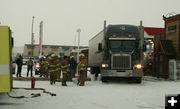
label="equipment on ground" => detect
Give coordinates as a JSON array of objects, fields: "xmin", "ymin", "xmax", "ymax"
[{"xmin": 7, "ymin": 87, "xmax": 56, "ymax": 98}]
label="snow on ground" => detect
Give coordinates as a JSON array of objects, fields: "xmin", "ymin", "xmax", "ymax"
[
  {"xmin": 1, "ymin": 66, "xmax": 180, "ymax": 109},
  {"xmin": 1, "ymin": 78, "xmax": 180, "ymax": 109}
]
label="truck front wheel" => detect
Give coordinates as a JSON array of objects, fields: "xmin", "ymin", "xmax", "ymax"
[
  {"xmin": 102, "ymin": 77, "xmax": 108, "ymax": 82},
  {"xmin": 135, "ymin": 77, "xmax": 142, "ymax": 84}
]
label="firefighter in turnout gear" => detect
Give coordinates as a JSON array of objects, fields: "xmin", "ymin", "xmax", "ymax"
[
  {"xmin": 39, "ymin": 56, "xmax": 45, "ymax": 77},
  {"xmin": 44, "ymin": 56, "xmax": 49, "ymax": 78},
  {"xmin": 61, "ymin": 56, "xmax": 69, "ymax": 86},
  {"xmin": 48, "ymin": 54, "xmax": 58, "ymax": 85},
  {"xmin": 56, "ymin": 56, "xmax": 61, "ymax": 82},
  {"xmin": 78, "ymin": 53, "xmax": 87, "ymax": 86}
]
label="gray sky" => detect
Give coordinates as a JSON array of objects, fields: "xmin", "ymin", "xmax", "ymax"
[{"xmin": 1, "ymin": 0, "xmax": 180, "ymax": 47}]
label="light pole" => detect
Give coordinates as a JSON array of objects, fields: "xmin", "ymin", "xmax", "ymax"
[
  {"xmin": 31, "ymin": 16, "xmax": 35, "ymax": 57},
  {"xmin": 140, "ymin": 20, "xmax": 144, "ymax": 65},
  {"xmin": 73, "ymin": 35, "xmax": 77, "ymax": 51},
  {"xmin": 76, "ymin": 28, "xmax": 81, "ymax": 77},
  {"xmin": 77, "ymin": 28, "xmax": 81, "ymax": 62}
]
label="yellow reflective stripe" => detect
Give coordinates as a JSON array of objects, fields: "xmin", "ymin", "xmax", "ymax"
[
  {"xmin": 62, "ymin": 71, "xmax": 67, "ymax": 73},
  {"xmin": 44, "ymin": 61, "xmax": 48, "ymax": 64},
  {"xmin": 49, "ymin": 65, "xmax": 57, "ymax": 67},
  {"xmin": 57, "ymin": 68, "xmax": 61, "ymax": 70},
  {"xmin": 61, "ymin": 65, "xmax": 68, "ymax": 68},
  {"xmin": 78, "ymin": 67, "xmax": 86, "ymax": 71},
  {"xmin": 78, "ymin": 63, "xmax": 85, "ymax": 66},
  {"xmin": 0, "ymin": 64, "xmax": 9, "ymax": 75},
  {"xmin": 49, "ymin": 69, "xmax": 57, "ymax": 72}
]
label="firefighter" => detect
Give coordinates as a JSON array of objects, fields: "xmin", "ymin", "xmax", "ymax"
[
  {"xmin": 61, "ymin": 56, "xmax": 69, "ymax": 86},
  {"xmin": 39, "ymin": 56, "xmax": 45, "ymax": 77},
  {"xmin": 27, "ymin": 57, "xmax": 34, "ymax": 77},
  {"xmin": 78, "ymin": 53, "xmax": 87, "ymax": 86},
  {"xmin": 43, "ymin": 55, "xmax": 49, "ymax": 78},
  {"xmin": 48, "ymin": 54, "xmax": 58, "ymax": 85},
  {"xmin": 68, "ymin": 56, "xmax": 77, "ymax": 82},
  {"xmin": 16, "ymin": 55, "xmax": 23, "ymax": 77},
  {"xmin": 56, "ymin": 56, "xmax": 61, "ymax": 82}
]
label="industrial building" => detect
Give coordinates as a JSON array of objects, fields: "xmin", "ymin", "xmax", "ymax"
[{"xmin": 23, "ymin": 44, "xmax": 88, "ymax": 59}]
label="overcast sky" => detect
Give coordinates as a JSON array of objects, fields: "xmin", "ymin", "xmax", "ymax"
[{"xmin": 1, "ymin": 0, "xmax": 180, "ymax": 47}]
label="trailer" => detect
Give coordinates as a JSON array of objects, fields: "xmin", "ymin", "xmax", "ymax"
[
  {"xmin": 0, "ymin": 26, "xmax": 13, "ymax": 92},
  {"xmin": 88, "ymin": 22, "xmax": 145, "ymax": 83}
]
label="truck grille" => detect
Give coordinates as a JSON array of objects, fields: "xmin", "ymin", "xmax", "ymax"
[{"xmin": 112, "ymin": 54, "xmax": 131, "ymax": 69}]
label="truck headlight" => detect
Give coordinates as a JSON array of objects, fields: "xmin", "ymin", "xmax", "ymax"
[
  {"xmin": 102, "ymin": 64, "xmax": 108, "ymax": 68},
  {"xmin": 135, "ymin": 64, "xmax": 142, "ymax": 69}
]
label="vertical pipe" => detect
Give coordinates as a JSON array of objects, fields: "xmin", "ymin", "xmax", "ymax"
[
  {"xmin": 76, "ymin": 29, "xmax": 81, "ymax": 77},
  {"xmin": 39, "ymin": 21, "xmax": 43, "ymax": 56},
  {"xmin": 74, "ymin": 35, "xmax": 76, "ymax": 47},
  {"xmin": 103, "ymin": 20, "xmax": 106, "ymax": 60},
  {"xmin": 31, "ymin": 16, "xmax": 35, "ymax": 57}
]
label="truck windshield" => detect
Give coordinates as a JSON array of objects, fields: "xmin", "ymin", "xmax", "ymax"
[{"xmin": 109, "ymin": 40, "xmax": 136, "ymax": 52}]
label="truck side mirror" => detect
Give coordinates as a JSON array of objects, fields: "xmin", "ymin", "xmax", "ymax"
[{"xmin": 98, "ymin": 43, "xmax": 102, "ymax": 51}]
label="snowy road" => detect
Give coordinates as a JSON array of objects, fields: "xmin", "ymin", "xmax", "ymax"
[{"xmin": 1, "ymin": 78, "xmax": 180, "ymax": 109}]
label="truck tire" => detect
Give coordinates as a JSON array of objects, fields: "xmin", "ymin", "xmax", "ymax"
[
  {"xmin": 90, "ymin": 67, "xmax": 95, "ymax": 74},
  {"xmin": 135, "ymin": 77, "xmax": 142, "ymax": 84},
  {"xmin": 90, "ymin": 67, "xmax": 100, "ymax": 77},
  {"xmin": 102, "ymin": 77, "xmax": 108, "ymax": 82}
]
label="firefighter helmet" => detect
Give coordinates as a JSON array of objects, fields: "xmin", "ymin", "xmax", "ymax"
[
  {"xmin": 80, "ymin": 53, "xmax": 85, "ymax": 57},
  {"xmin": 51, "ymin": 54, "xmax": 55, "ymax": 57},
  {"xmin": 70, "ymin": 56, "xmax": 74, "ymax": 59}
]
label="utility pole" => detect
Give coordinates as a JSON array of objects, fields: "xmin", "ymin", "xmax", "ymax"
[
  {"xmin": 140, "ymin": 20, "xmax": 144, "ymax": 65},
  {"xmin": 74, "ymin": 35, "xmax": 76, "ymax": 49},
  {"xmin": 76, "ymin": 28, "xmax": 81, "ymax": 77},
  {"xmin": 39, "ymin": 21, "xmax": 43, "ymax": 56},
  {"xmin": 77, "ymin": 28, "xmax": 81, "ymax": 63},
  {"xmin": 103, "ymin": 20, "xmax": 106, "ymax": 60},
  {"xmin": 31, "ymin": 16, "xmax": 35, "ymax": 57}
]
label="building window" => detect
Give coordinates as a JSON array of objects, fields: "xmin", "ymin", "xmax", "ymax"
[{"xmin": 168, "ymin": 25, "xmax": 177, "ymax": 33}]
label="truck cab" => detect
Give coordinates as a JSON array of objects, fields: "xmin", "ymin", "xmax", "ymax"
[{"xmin": 89, "ymin": 24, "xmax": 144, "ymax": 83}]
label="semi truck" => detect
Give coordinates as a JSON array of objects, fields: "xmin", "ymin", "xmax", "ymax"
[
  {"xmin": 0, "ymin": 26, "xmax": 13, "ymax": 92},
  {"xmin": 88, "ymin": 21, "xmax": 145, "ymax": 83}
]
